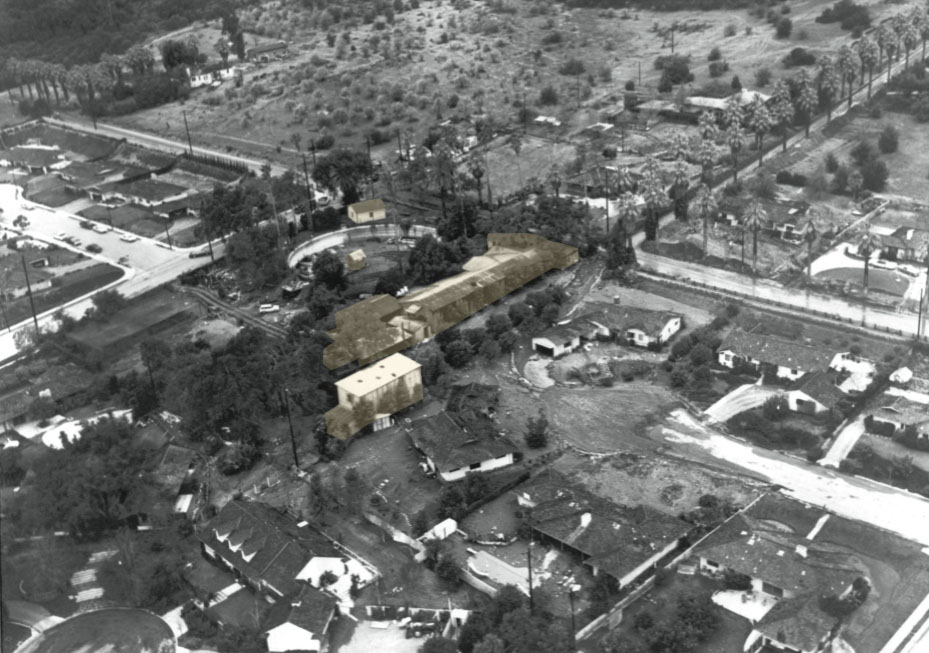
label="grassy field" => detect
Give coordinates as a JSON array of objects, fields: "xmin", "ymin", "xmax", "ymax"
[
  {"xmin": 815, "ymin": 265, "xmax": 911, "ymax": 297},
  {"xmin": 103, "ymin": 0, "xmax": 878, "ymax": 175},
  {"xmin": 18, "ymin": 609, "xmax": 175, "ymax": 653}
]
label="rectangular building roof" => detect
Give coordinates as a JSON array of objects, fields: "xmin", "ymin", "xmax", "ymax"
[
  {"xmin": 407, "ymin": 411, "xmax": 518, "ymax": 473},
  {"xmin": 719, "ymin": 329, "xmax": 834, "ymax": 372},
  {"xmin": 348, "ymin": 199, "xmax": 385, "ymax": 213},
  {"xmin": 334, "ymin": 353, "xmax": 421, "ymax": 398}
]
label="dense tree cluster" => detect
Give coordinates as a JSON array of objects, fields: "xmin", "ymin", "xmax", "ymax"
[{"xmin": 458, "ymin": 585, "xmax": 572, "ymax": 653}]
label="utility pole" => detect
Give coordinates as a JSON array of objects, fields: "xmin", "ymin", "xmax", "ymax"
[
  {"xmin": 310, "ymin": 140, "xmax": 317, "ymax": 167},
  {"xmin": 281, "ymin": 387, "xmax": 299, "ymax": 469},
  {"xmin": 182, "ymin": 109, "xmax": 194, "ymax": 156},
  {"xmin": 365, "ymin": 136, "xmax": 374, "ymax": 198},
  {"xmin": 301, "ymin": 153, "xmax": 315, "ymax": 234},
  {"xmin": 638, "ymin": 60, "xmax": 642, "ymax": 87},
  {"xmin": 526, "ymin": 544, "xmax": 535, "ymax": 615},
  {"xmin": 163, "ymin": 220, "xmax": 173, "ymax": 249},
  {"xmin": 568, "ymin": 586, "xmax": 577, "ymax": 651},
  {"xmin": 0, "ymin": 294, "xmax": 9, "ymax": 332},
  {"xmin": 20, "ymin": 254, "xmax": 40, "ymax": 337}
]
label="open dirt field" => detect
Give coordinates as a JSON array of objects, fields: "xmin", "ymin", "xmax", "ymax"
[
  {"xmin": 553, "ymin": 450, "xmax": 763, "ymax": 516},
  {"xmin": 107, "ymin": 0, "xmax": 886, "ymax": 173}
]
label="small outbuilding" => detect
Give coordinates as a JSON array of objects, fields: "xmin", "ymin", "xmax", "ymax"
[
  {"xmin": 347, "ymin": 199, "xmax": 386, "ymax": 224},
  {"xmin": 346, "ymin": 249, "xmax": 366, "ymax": 271}
]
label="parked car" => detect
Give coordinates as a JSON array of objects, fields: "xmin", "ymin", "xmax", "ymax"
[
  {"xmin": 20, "ymin": 202, "xmax": 34, "ymax": 211},
  {"xmin": 55, "ymin": 232, "xmax": 67, "ymax": 240},
  {"xmin": 259, "ymin": 303, "xmax": 281, "ymax": 314},
  {"xmin": 79, "ymin": 220, "xmax": 94, "ymax": 230},
  {"xmin": 871, "ymin": 258, "xmax": 897, "ymax": 270},
  {"xmin": 92, "ymin": 224, "xmax": 112, "ymax": 234},
  {"xmin": 899, "ymin": 264, "xmax": 920, "ymax": 277},
  {"xmin": 86, "ymin": 243, "xmax": 102, "ymax": 253},
  {"xmin": 119, "ymin": 233, "xmax": 139, "ymax": 243}
]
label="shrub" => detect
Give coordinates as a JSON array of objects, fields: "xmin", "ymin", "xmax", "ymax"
[
  {"xmin": 825, "ymin": 152, "xmax": 839, "ymax": 172},
  {"xmin": 755, "ymin": 67, "xmax": 772, "ymax": 88},
  {"xmin": 782, "ymin": 47, "xmax": 816, "ymax": 67},
  {"xmin": 709, "ymin": 61, "xmax": 730, "ymax": 78},
  {"xmin": 625, "ymin": 79, "xmax": 635, "ymax": 91},
  {"xmin": 776, "ymin": 17, "xmax": 792, "ymax": 39},
  {"xmin": 861, "ymin": 159, "xmax": 888, "ymax": 191},
  {"xmin": 776, "ymin": 170, "xmax": 808, "ymax": 186},
  {"xmin": 731, "ymin": 75, "xmax": 742, "ymax": 91},
  {"xmin": 539, "ymin": 85, "xmax": 559, "ymax": 105},
  {"xmin": 724, "ymin": 23, "xmax": 737, "ymax": 37},
  {"xmin": 654, "ymin": 54, "xmax": 692, "ymax": 85},
  {"xmin": 870, "ymin": 103, "xmax": 883, "ymax": 119},
  {"xmin": 762, "ymin": 395, "xmax": 789, "ymax": 421},
  {"xmin": 708, "ymin": 47, "xmax": 722, "ymax": 62},
  {"xmin": 559, "ymin": 58, "xmax": 585, "ymax": 76},
  {"xmin": 816, "ymin": 0, "xmax": 871, "ymax": 33},
  {"xmin": 541, "ymin": 31, "xmax": 563, "ymax": 45},
  {"xmin": 878, "ymin": 124, "xmax": 898, "ymax": 154},
  {"xmin": 913, "ymin": 96, "xmax": 929, "ymax": 122}
]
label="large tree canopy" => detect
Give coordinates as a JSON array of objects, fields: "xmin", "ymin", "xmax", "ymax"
[{"xmin": 311, "ymin": 148, "xmax": 374, "ymax": 205}]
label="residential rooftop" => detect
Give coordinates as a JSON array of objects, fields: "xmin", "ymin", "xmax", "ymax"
[
  {"xmin": 334, "ymin": 353, "xmax": 421, "ymax": 398},
  {"xmin": 720, "ymin": 328, "xmax": 835, "ymax": 372},
  {"xmin": 407, "ymin": 411, "xmax": 518, "ymax": 473}
]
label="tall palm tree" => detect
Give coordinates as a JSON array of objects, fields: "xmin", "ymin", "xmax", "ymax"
[
  {"xmin": 470, "ymin": 158, "xmax": 485, "ymax": 205},
  {"xmin": 617, "ymin": 165, "xmax": 635, "ymax": 194},
  {"xmin": 640, "ymin": 164, "xmax": 668, "ymax": 242},
  {"xmin": 697, "ymin": 138, "xmax": 717, "ymax": 185},
  {"xmin": 747, "ymin": 97, "xmax": 772, "ymax": 168},
  {"xmin": 726, "ymin": 124, "xmax": 745, "ymax": 184},
  {"xmin": 858, "ymin": 35, "xmax": 879, "ymax": 99},
  {"xmin": 804, "ymin": 221, "xmax": 818, "ymax": 284},
  {"xmin": 546, "ymin": 165, "xmax": 562, "ymax": 199},
  {"xmin": 819, "ymin": 56, "xmax": 839, "ymax": 122},
  {"xmin": 877, "ymin": 21, "xmax": 893, "ymax": 71},
  {"xmin": 892, "ymin": 13, "xmax": 907, "ymax": 64},
  {"xmin": 670, "ymin": 132, "xmax": 690, "ymax": 162},
  {"xmin": 902, "ymin": 21, "xmax": 919, "ymax": 70},
  {"xmin": 838, "ymin": 44, "xmax": 859, "ymax": 109},
  {"xmin": 670, "ymin": 158, "xmax": 689, "ymax": 221},
  {"xmin": 616, "ymin": 191, "xmax": 640, "ymax": 251},
  {"xmin": 770, "ymin": 80, "xmax": 794, "ymax": 153},
  {"xmin": 723, "ymin": 96, "xmax": 744, "ymax": 130},
  {"xmin": 697, "ymin": 110, "xmax": 718, "ymax": 141},
  {"xmin": 506, "ymin": 131, "xmax": 523, "ymax": 192},
  {"xmin": 795, "ymin": 69, "xmax": 817, "ymax": 138},
  {"xmin": 430, "ymin": 138, "xmax": 457, "ymax": 221},
  {"xmin": 743, "ymin": 200, "xmax": 767, "ymax": 276},
  {"xmin": 919, "ymin": 9, "xmax": 929, "ymax": 61},
  {"xmin": 858, "ymin": 228, "xmax": 882, "ymax": 293},
  {"xmin": 694, "ymin": 183, "xmax": 718, "ymax": 258}
]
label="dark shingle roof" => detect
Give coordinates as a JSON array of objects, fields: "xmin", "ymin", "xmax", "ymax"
[
  {"xmin": 199, "ymin": 500, "xmax": 340, "ymax": 597},
  {"xmin": 719, "ymin": 329, "xmax": 834, "ymax": 372},
  {"xmin": 581, "ymin": 301, "xmax": 681, "ymax": 336},
  {"xmin": 407, "ymin": 411, "xmax": 518, "ymax": 473},
  {"xmin": 790, "ymin": 372, "xmax": 845, "ymax": 409},
  {"xmin": 755, "ymin": 593, "xmax": 835, "ymax": 652},
  {"xmin": 263, "ymin": 584, "xmax": 337, "ymax": 637},
  {"xmin": 519, "ymin": 471, "xmax": 691, "ymax": 581}
]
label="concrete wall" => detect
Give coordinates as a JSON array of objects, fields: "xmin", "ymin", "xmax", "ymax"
[
  {"xmin": 441, "ymin": 453, "xmax": 515, "ymax": 483},
  {"xmin": 287, "ymin": 224, "xmax": 437, "ymax": 268}
]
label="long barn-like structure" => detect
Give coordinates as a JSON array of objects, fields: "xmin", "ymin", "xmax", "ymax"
[{"xmin": 323, "ymin": 233, "xmax": 579, "ymax": 371}]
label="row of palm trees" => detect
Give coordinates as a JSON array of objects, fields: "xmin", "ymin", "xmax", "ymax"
[{"xmin": 1, "ymin": 45, "xmax": 157, "ymax": 110}]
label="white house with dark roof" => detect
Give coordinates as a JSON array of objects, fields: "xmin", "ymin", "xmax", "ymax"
[
  {"xmin": 717, "ymin": 329, "xmax": 835, "ymax": 381},
  {"xmin": 263, "ymin": 584, "xmax": 338, "ymax": 653},
  {"xmin": 531, "ymin": 320, "xmax": 590, "ymax": 358},
  {"xmin": 786, "ymin": 372, "xmax": 846, "ymax": 416},
  {"xmin": 407, "ymin": 411, "xmax": 518, "ymax": 483},
  {"xmin": 581, "ymin": 301, "xmax": 682, "ymax": 348}
]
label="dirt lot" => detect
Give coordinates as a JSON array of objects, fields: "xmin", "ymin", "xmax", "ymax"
[
  {"xmin": 108, "ymin": 0, "xmax": 877, "ymax": 174},
  {"xmin": 553, "ymin": 450, "xmax": 763, "ymax": 517}
]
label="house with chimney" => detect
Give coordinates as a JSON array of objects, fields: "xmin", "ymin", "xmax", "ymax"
[
  {"xmin": 717, "ymin": 329, "xmax": 835, "ymax": 381},
  {"xmin": 198, "ymin": 499, "xmax": 377, "ymax": 606},
  {"xmin": 262, "ymin": 584, "xmax": 338, "ymax": 653},
  {"xmin": 407, "ymin": 411, "xmax": 519, "ymax": 483},
  {"xmin": 515, "ymin": 471, "xmax": 692, "ymax": 589},
  {"xmin": 691, "ymin": 493, "xmax": 929, "ymax": 653}
]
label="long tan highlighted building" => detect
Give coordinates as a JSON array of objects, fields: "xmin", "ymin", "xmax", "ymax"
[{"xmin": 323, "ymin": 233, "xmax": 579, "ymax": 371}]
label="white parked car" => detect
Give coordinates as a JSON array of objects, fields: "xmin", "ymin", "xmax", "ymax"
[
  {"xmin": 259, "ymin": 303, "xmax": 281, "ymax": 314},
  {"xmin": 119, "ymin": 233, "xmax": 139, "ymax": 243},
  {"xmin": 898, "ymin": 264, "xmax": 920, "ymax": 277},
  {"xmin": 20, "ymin": 202, "xmax": 34, "ymax": 211},
  {"xmin": 55, "ymin": 231, "xmax": 67, "ymax": 240},
  {"xmin": 871, "ymin": 258, "xmax": 897, "ymax": 270},
  {"xmin": 92, "ymin": 224, "xmax": 112, "ymax": 234}
]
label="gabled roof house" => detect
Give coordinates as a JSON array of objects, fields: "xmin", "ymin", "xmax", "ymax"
[{"xmin": 717, "ymin": 329, "xmax": 834, "ymax": 381}]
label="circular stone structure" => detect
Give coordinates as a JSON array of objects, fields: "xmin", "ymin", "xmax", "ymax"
[{"xmin": 17, "ymin": 608, "xmax": 175, "ymax": 653}]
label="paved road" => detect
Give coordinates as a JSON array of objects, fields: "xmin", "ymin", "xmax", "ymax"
[
  {"xmin": 819, "ymin": 415, "xmax": 866, "ymax": 469},
  {"xmin": 43, "ymin": 116, "xmax": 290, "ymax": 178},
  {"xmin": 637, "ymin": 250, "xmax": 920, "ymax": 336},
  {"xmin": 0, "ymin": 183, "xmax": 223, "ymax": 358},
  {"xmin": 662, "ymin": 409, "xmax": 929, "ymax": 546}
]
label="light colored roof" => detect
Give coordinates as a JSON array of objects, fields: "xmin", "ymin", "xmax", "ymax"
[
  {"xmin": 349, "ymin": 199, "xmax": 385, "ymax": 213},
  {"xmin": 347, "ymin": 249, "xmax": 365, "ymax": 262},
  {"xmin": 335, "ymin": 353, "xmax": 421, "ymax": 397},
  {"xmin": 685, "ymin": 96, "xmax": 728, "ymax": 111},
  {"xmin": 730, "ymin": 89, "xmax": 771, "ymax": 106}
]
